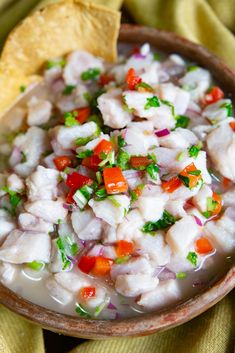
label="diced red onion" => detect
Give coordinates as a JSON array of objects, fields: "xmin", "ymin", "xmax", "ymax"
[
  {"xmin": 51, "ymin": 77, "xmax": 65, "ymax": 94},
  {"xmin": 133, "ymin": 53, "xmax": 146, "ymax": 59},
  {"xmin": 157, "ymin": 267, "xmax": 176, "ymax": 280},
  {"xmin": 107, "ymin": 302, "xmax": 117, "ymax": 310},
  {"xmin": 9, "ymin": 147, "xmax": 22, "ymax": 165},
  {"xmin": 115, "ymin": 312, "xmax": 120, "ymax": 319},
  {"xmin": 63, "ymin": 203, "xmax": 72, "ymax": 210},
  {"xmin": 155, "ymin": 128, "xmax": 170, "ymax": 137},
  {"xmin": 194, "ymin": 216, "xmax": 203, "ymax": 227},
  {"xmin": 123, "ymin": 170, "xmax": 142, "ymax": 180},
  {"xmin": 192, "ymin": 280, "xmax": 205, "ymax": 287}
]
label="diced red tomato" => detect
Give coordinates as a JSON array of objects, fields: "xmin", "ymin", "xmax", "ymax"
[
  {"xmin": 229, "ymin": 121, "xmax": 235, "ymax": 132},
  {"xmin": 92, "ymin": 256, "xmax": 112, "ymax": 276},
  {"xmin": 195, "ymin": 237, "xmax": 213, "ymax": 254},
  {"xmin": 162, "ymin": 176, "xmax": 182, "ymax": 193},
  {"xmin": 204, "ymin": 86, "xmax": 224, "ymax": 105},
  {"xmin": 212, "ymin": 192, "xmax": 222, "ymax": 216},
  {"xmin": 80, "ymin": 286, "xmax": 96, "ymax": 299},
  {"xmin": 130, "ymin": 156, "xmax": 151, "ymax": 169},
  {"xmin": 66, "ymin": 172, "xmax": 93, "ymax": 190},
  {"xmin": 223, "ymin": 177, "xmax": 232, "ymax": 188},
  {"xmin": 126, "ymin": 68, "xmax": 142, "ymax": 90},
  {"xmin": 66, "ymin": 190, "xmax": 76, "ymax": 204},
  {"xmin": 53, "ymin": 156, "xmax": 72, "ymax": 171},
  {"xmin": 73, "ymin": 107, "xmax": 91, "ymax": 124},
  {"xmin": 103, "ymin": 167, "xmax": 128, "ymax": 194},
  {"xmin": 116, "ymin": 240, "xmax": 134, "ymax": 257},
  {"xmin": 93, "ymin": 139, "xmax": 113, "ymax": 157},
  {"xmin": 131, "ymin": 46, "xmax": 140, "ymax": 55},
  {"xmin": 78, "ymin": 256, "xmax": 96, "ymax": 273},
  {"xmin": 99, "ymin": 73, "xmax": 115, "ymax": 86},
  {"xmin": 179, "ymin": 163, "xmax": 202, "ymax": 189},
  {"xmin": 82, "ymin": 155, "xmax": 101, "ymax": 172}
]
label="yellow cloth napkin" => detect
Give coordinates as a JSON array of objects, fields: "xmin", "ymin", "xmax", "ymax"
[{"xmin": 0, "ymin": 1, "xmax": 235, "ymax": 352}]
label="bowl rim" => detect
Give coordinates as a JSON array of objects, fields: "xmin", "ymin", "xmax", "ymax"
[{"xmin": 0, "ymin": 23, "xmax": 235, "ymax": 339}]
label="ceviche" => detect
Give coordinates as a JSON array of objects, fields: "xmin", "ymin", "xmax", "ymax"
[{"xmin": 0, "ymin": 43, "xmax": 234, "ymax": 319}]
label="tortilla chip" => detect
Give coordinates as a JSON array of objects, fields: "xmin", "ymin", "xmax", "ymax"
[
  {"xmin": 0, "ymin": 0, "xmax": 120, "ymax": 117},
  {"xmin": 0, "ymin": 0, "xmax": 120, "ymax": 76},
  {"xmin": 0, "ymin": 69, "xmax": 41, "ymax": 118}
]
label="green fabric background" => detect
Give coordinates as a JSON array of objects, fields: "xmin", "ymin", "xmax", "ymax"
[{"xmin": 0, "ymin": 1, "xmax": 234, "ymax": 352}]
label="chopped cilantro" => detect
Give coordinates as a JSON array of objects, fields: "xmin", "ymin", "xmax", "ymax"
[
  {"xmin": 2, "ymin": 187, "xmax": 21, "ymax": 216},
  {"xmin": 95, "ymin": 187, "xmax": 107, "ymax": 200},
  {"xmin": 96, "ymin": 171, "xmax": 103, "ymax": 184},
  {"xmin": 130, "ymin": 190, "xmax": 138, "ymax": 202},
  {"xmin": 186, "ymin": 251, "xmax": 198, "ymax": 266},
  {"xmin": 176, "ymin": 272, "xmax": 187, "ymax": 279},
  {"xmin": 117, "ymin": 135, "xmax": 126, "ymax": 148},
  {"xmin": 144, "ymin": 96, "xmax": 160, "ymax": 110},
  {"xmin": 117, "ymin": 149, "xmax": 130, "ymax": 170},
  {"xmin": 98, "ymin": 151, "xmax": 115, "ymax": 167},
  {"xmin": 77, "ymin": 150, "xmax": 93, "ymax": 159},
  {"xmin": 20, "ymin": 151, "xmax": 27, "ymax": 163},
  {"xmin": 148, "ymin": 153, "xmax": 157, "ymax": 163},
  {"xmin": 81, "ymin": 68, "xmax": 101, "ymax": 81},
  {"xmin": 135, "ymin": 82, "xmax": 154, "ymax": 91},
  {"xmin": 175, "ymin": 115, "xmax": 190, "ymax": 129},
  {"xmin": 188, "ymin": 169, "xmax": 201, "ymax": 176},
  {"xmin": 146, "ymin": 164, "xmax": 159, "ymax": 180},
  {"xmin": 75, "ymin": 303, "xmax": 91, "ymax": 318},
  {"xmin": 153, "ymin": 53, "xmax": 161, "ymax": 61},
  {"xmin": 64, "ymin": 112, "xmax": 79, "ymax": 127},
  {"xmin": 187, "ymin": 65, "xmax": 198, "ymax": 72},
  {"xmin": 160, "ymin": 99, "xmax": 175, "ymax": 116},
  {"xmin": 142, "ymin": 210, "xmax": 176, "ymax": 233},
  {"xmin": 56, "ymin": 235, "xmax": 79, "ymax": 270},
  {"xmin": 46, "ymin": 59, "xmax": 66, "ymax": 70},
  {"xmin": 220, "ymin": 102, "xmax": 233, "ymax": 117},
  {"xmin": 108, "ymin": 196, "xmax": 121, "ymax": 208},
  {"xmin": 115, "ymin": 256, "xmax": 130, "ymax": 264},
  {"xmin": 57, "ymin": 219, "xmax": 62, "ymax": 224},
  {"xmin": 188, "ymin": 143, "xmax": 202, "ymax": 159},
  {"xmin": 62, "ymin": 85, "xmax": 76, "ymax": 96},
  {"xmin": 27, "ymin": 261, "xmax": 44, "ymax": 271},
  {"xmin": 178, "ymin": 174, "xmax": 190, "ymax": 187},
  {"xmin": 176, "ymin": 151, "xmax": 185, "ymax": 161},
  {"xmin": 19, "ymin": 85, "xmax": 26, "ymax": 93}
]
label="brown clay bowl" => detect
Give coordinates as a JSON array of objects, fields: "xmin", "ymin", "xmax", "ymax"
[{"xmin": 0, "ymin": 24, "xmax": 235, "ymax": 339}]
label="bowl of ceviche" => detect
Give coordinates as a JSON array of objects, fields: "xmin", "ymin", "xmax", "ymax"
[{"xmin": 0, "ymin": 0, "xmax": 234, "ymax": 339}]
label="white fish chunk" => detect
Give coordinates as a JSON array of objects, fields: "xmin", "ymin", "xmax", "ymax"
[
  {"xmin": 111, "ymin": 257, "xmax": 154, "ymax": 279},
  {"xmin": 193, "ymin": 184, "xmax": 213, "ymax": 213},
  {"xmin": 63, "ymin": 50, "xmax": 103, "ymax": 85},
  {"xmin": 7, "ymin": 173, "xmax": 24, "ymax": 193},
  {"xmin": 18, "ymin": 212, "xmax": 54, "ymax": 233},
  {"xmin": 46, "ymin": 277, "xmax": 73, "ymax": 305},
  {"xmin": 205, "ymin": 207, "xmax": 235, "ymax": 252},
  {"xmin": 0, "ymin": 230, "xmax": 51, "ymax": 264},
  {"xmin": 97, "ymin": 89, "xmax": 132, "ymax": 129},
  {"xmin": 25, "ymin": 199, "xmax": 68, "ymax": 223},
  {"xmin": 89, "ymin": 195, "xmax": 130, "ymax": 227},
  {"xmin": 166, "ymin": 215, "xmax": 201, "ymax": 254},
  {"xmin": 26, "ymin": 166, "xmax": 59, "ymax": 202},
  {"xmin": 115, "ymin": 274, "xmax": 159, "ymax": 297},
  {"xmin": 207, "ymin": 122, "xmax": 235, "ymax": 180},
  {"xmin": 0, "ymin": 209, "xmax": 15, "ymax": 242},
  {"xmin": 116, "ymin": 209, "xmax": 144, "ymax": 241},
  {"xmin": 52, "ymin": 121, "xmax": 99, "ymax": 150},
  {"xmin": 159, "ymin": 128, "xmax": 198, "ymax": 149},
  {"xmin": 27, "ymin": 96, "xmax": 52, "ymax": 126},
  {"xmin": 10, "ymin": 127, "xmax": 49, "ymax": 177},
  {"xmin": 137, "ymin": 279, "xmax": 181, "ymax": 310},
  {"xmin": 71, "ymin": 209, "xmax": 102, "ymax": 240},
  {"xmin": 134, "ymin": 233, "xmax": 171, "ymax": 266}
]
